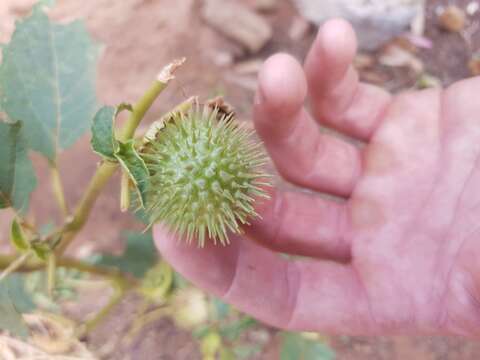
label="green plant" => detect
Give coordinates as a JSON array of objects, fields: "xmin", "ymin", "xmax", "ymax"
[{"xmin": 0, "ymin": 2, "xmax": 335, "ymax": 359}]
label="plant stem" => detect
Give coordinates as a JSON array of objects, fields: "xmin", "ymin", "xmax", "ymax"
[
  {"xmin": 124, "ymin": 305, "xmax": 170, "ymax": 344},
  {"xmin": 69, "ymin": 161, "xmax": 118, "ymax": 231},
  {"xmin": 76, "ymin": 276, "xmax": 129, "ymax": 338},
  {"xmin": 54, "ymin": 60, "xmax": 182, "ymax": 255},
  {"xmin": 118, "ymin": 81, "xmax": 168, "ymax": 142},
  {"xmin": 47, "ymin": 253, "xmax": 56, "ymax": 297},
  {"xmin": 0, "ymin": 251, "xmax": 31, "ymax": 282},
  {"xmin": 55, "ymin": 160, "xmax": 118, "ymax": 255},
  {"xmin": 50, "ymin": 163, "xmax": 69, "ymax": 217},
  {"xmin": 0, "ymin": 254, "xmax": 136, "ymax": 284},
  {"xmin": 120, "ymin": 170, "xmax": 130, "ymax": 212}
]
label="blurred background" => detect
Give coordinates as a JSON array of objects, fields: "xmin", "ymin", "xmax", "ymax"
[{"xmin": 0, "ymin": 0, "xmax": 479, "ymax": 358}]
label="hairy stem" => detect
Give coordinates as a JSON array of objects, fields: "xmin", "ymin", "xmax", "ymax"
[
  {"xmin": 50, "ymin": 163, "xmax": 69, "ymax": 217},
  {"xmin": 0, "ymin": 251, "xmax": 31, "ymax": 282}
]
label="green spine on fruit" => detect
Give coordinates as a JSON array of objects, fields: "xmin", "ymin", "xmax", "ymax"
[{"xmin": 142, "ymin": 105, "xmax": 269, "ymax": 246}]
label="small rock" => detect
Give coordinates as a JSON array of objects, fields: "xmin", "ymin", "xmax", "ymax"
[
  {"xmin": 233, "ymin": 59, "xmax": 263, "ymax": 75},
  {"xmin": 468, "ymin": 54, "xmax": 480, "ymax": 76},
  {"xmin": 354, "ymin": 53, "xmax": 375, "ymax": 70},
  {"xmin": 210, "ymin": 51, "xmax": 234, "ymax": 67},
  {"xmin": 390, "ymin": 36, "xmax": 418, "ymax": 53},
  {"xmin": 202, "ymin": 0, "xmax": 272, "ymax": 53},
  {"xmin": 361, "ymin": 70, "xmax": 389, "ymax": 85},
  {"xmin": 438, "ymin": 5, "xmax": 466, "ymax": 33},
  {"xmin": 379, "ymin": 43, "xmax": 424, "ymax": 74},
  {"xmin": 249, "ymin": 0, "xmax": 278, "ymax": 12},
  {"xmin": 292, "ymin": 0, "xmax": 425, "ymax": 50},
  {"xmin": 224, "ymin": 73, "xmax": 257, "ymax": 92},
  {"xmin": 289, "ymin": 16, "xmax": 311, "ymax": 41},
  {"xmin": 466, "ymin": 1, "xmax": 479, "ymax": 16}
]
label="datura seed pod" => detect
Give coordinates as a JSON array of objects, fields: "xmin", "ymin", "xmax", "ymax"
[{"xmin": 141, "ymin": 103, "xmax": 269, "ymax": 246}]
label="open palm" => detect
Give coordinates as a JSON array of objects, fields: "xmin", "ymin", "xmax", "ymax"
[{"xmin": 154, "ymin": 19, "xmax": 480, "ymax": 337}]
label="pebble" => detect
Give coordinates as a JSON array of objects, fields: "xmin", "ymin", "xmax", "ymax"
[
  {"xmin": 202, "ymin": 0, "xmax": 272, "ymax": 53},
  {"xmin": 292, "ymin": 0, "xmax": 425, "ymax": 50},
  {"xmin": 438, "ymin": 5, "xmax": 467, "ymax": 33}
]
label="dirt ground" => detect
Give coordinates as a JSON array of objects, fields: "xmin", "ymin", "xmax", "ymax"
[{"xmin": 1, "ymin": 0, "xmax": 480, "ymax": 359}]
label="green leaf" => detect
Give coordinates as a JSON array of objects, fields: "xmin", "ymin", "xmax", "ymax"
[
  {"xmin": 219, "ymin": 348, "xmax": 236, "ymax": 360},
  {"xmin": 0, "ymin": 285, "xmax": 29, "ymax": 338},
  {"xmin": 129, "ymin": 189, "xmax": 150, "ymax": 224},
  {"xmin": 280, "ymin": 332, "xmax": 335, "ymax": 360},
  {"xmin": 31, "ymin": 241, "xmax": 50, "ymax": 261},
  {"xmin": 91, "ymin": 106, "xmax": 117, "ymax": 160},
  {"xmin": 10, "ymin": 218, "xmax": 30, "ymax": 252},
  {"xmin": 0, "ymin": 3, "xmax": 98, "ymax": 161},
  {"xmin": 90, "ymin": 103, "xmax": 132, "ymax": 160},
  {"xmin": 211, "ymin": 297, "xmax": 230, "ymax": 321},
  {"xmin": 91, "ymin": 230, "xmax": 157, "ymax": 278},
  {"xmin": 0, "ymin": 121, "xmax": 36, "ymax": 212},
  {"xmin": 0, "ymin": 274, "xmax": 36, "ymax": 338},
  {"xmin": 115, "ymin": 140, "xmax": 150, "ymax": 207},
  {"xmin": 219, "ymin": 316, "xmax": 257, "ymax": 341},
  {"xmin": 233, "ymin": 344, "xmax": 262, "ymax": 359},
  {"xmin": 5, "ymin": 274, "xmax": 36, "ymax": 313},
  {"xmin": 23, "ymin": 268, "xmax": 82, "ymax": 312},
  {"xmin": 172, "ymin": 271, "xmax": 190, "ymax": 289},
  {"xmin": 192, "ymin": 324, "xmax": 211, "ymax": 339}
]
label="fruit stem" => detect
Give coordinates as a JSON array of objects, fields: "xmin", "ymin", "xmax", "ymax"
[
  {"xmin": 50, "ymin": 162, "xmax": 69, "ymax": 217},
  {"xmin": 119, "ymin": 57, "xmax": 186, "ymax": 143},
  {"xmin": 54, "ymin": 59, "xmax": 184, "ymax": 255}
]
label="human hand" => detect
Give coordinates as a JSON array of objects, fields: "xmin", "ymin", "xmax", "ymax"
[{"xmin": 154, "ymin": 19, "xmax": 480, "ymax": 337}]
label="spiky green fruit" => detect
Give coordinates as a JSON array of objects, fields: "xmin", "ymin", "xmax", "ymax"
[{"xmin": 142, "ymin": 105, "xmax": 269, "ymax": 246}]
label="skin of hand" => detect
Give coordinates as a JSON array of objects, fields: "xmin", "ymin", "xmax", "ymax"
[{"xmin": 154, "ymin": 19, "xmax": 480, "ymax": 338}]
